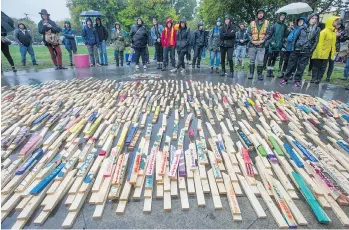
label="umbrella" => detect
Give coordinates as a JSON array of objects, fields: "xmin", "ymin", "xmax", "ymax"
[
  {"xmin": 80, "ymin": 10, "xmax": 104, "ymax": 17},
  {"xmin": 276, "ymin": 2, "xmax": 313, "ymax": 15},
  {"xmin": 1, "ymin": 11, "xmax": 15, "ymax": 33}
]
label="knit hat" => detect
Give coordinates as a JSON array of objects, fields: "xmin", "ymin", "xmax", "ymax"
[
  {"xmin": 224, "ymin": 14, "xmax": 232, "ymax": 20},
  {"xmin": 217, "ymin": 18, "xmax": 222, "ymax": 23}
]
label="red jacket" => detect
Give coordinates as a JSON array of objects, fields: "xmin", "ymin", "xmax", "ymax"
[{"xmin": 161, "ymin": 18, "xmax": 176, "ymax": 48}]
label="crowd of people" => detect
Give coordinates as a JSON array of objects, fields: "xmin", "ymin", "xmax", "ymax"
[{"xmin": 1, "ymin": 8, "xmax": 349, "ymax": 89}]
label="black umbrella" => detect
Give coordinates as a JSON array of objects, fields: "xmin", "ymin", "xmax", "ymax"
[
  {"xmin": 80, "ymin": 10, "xmax": 104, "ymax": 17},
  {"xmin": 1, "ymin": 11, "xmax": 15, "ymax": 33}
]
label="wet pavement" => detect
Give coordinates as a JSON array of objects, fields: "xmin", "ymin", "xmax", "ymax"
[
  {"xmin": 1, "ymin": 64, "xmax": 349, "ymax": 229},
  {"xmin": 1, "ymin": 63, "xmax": 348, "ymax": 103}
]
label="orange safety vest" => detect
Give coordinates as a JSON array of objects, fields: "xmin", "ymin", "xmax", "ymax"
[{"xmin": 251, "ymin": 20, "xmax": 269, "ymax": 41}]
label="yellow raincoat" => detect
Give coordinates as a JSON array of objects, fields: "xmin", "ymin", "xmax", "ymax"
[{"xmin": 312, "ymin": 16, "xmax": 339, "ymax": 60}]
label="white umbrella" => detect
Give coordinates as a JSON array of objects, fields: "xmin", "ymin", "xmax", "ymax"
[{"xmin": 276, "ymin": 2, "xmax": 313, "ymax": 15}]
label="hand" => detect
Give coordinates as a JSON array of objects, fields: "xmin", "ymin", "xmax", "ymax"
[
  {"xmin": 157, "ymin": 38, "xmax": 160, "ymax": 42},
  {"xmin": 240, "ymin": 40, "xmax": 243, "ymax": 43}
]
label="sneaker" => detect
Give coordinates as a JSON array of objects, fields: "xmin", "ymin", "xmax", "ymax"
[
  {"xmin": 170, "ymin": 68, "xmax": 177, "ymax": 73},
  {"xmin": 325, "ymin": 78, "xmax": 330, "ymax": 82},
  {"xmin": 127, "ymin": 62, "xmax": 131, "ymax": 65},
  {"xmin": 295, "ymin": 81, "xmax": 301, "ymax": 87},
  {"xmin": 33, "ymin": 63, "xmax": 39, "ymax": 65},
  {"xmin": 143, "ymin": 65, "xmax": 147, "ymax": 69},
  {"xmin": 59, "ymin": 66, "xmax": 68, "ymax": 70},
  {"xmin": 280, "ymin": 79, "xmax": 287, "ymax": 85},
  {"xmin": 96, "ymin": 63, "xmax": 101, "ymax": 67},
  {"xmin": 315, "ymin": 80, "xmax": 320, "ymax": 84},
  {"xmin": 310, "ymin": 79, "xmax": 315, "ymax": 83},
  {"xmin": 180, "ymin": 68, "xmax": 186, "ymax": 73},
  {"xmin": 216, "ymin": 68, "xmax": 219, "ymax": 73},
  {"xmin": 258, "ymin": 75, "xmax": 264, "ymax": 80},
  {"xmin": 136, "ymin": 65, "xmax": 139, "ymax": 69},
  {"xmin": 70, "ymin": 63, "xmax": 74, "ymax": 67},
  {"xmin": 210, "ymin": 67, "xmax": 213, "ymax": 73},
  {"xmin": 105, "ymin": 63, "xmax": 108, "ymax": 66},
  {"xmin": 55, "ymin": 65, "xmax": 60, "ymax": 70},
  {"xmin": 22, "ymin": 62, "xmax": 26, "ymax": 66},
  {"xmin": 161, "ymin": 67, "xmax": 167, "ymax": 71}
]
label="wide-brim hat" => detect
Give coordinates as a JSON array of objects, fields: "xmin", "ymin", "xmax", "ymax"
[{"xmin": 39, "ymin": 9, "xmax": 50, "ymax": 16}]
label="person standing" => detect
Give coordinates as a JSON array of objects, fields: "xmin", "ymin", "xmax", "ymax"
[
  {"xmin": 161, "ymin": 18, "xmax": 176, "ymax": 71},
  {"xmin": 235, "ymin": 23, "xmax": 248, "ymax": 68},
  {"xmin": 111, "ymin": 22, "xmax": 127, "ymax": 67},
  {"xmin": 95, "ymin": 17, "xmax": 108, "ymax": 65},
  {"xmin": 265, "ymin": 12, "xmax": 288, "ymax": 78},
  {"xmin": 151, "ymin": 17, "xmax": 164, "ymax": 69},
  {"xmin": 13, "ymin": 22, "xmax": 38, "ymax": 66},
  {"xmin": 130, "ymin": 18, "xmax": 148, "ymax": 70},
  {"xmin": 1, "ymin": 29, "xmax": 17, "ymax": 72},
  {"xmin": 220, "ymin": 14, "xmax": 236, "ymax": 77},
  {"xmin": 280, "ymin": 13, "xmax": 320, "ymax": 87},
  {"xmin": 62, "ymin": 21, "xmax": 77, "ymax": 66},
  {"xmin": 325, "ymin": 19, "xmax": 347, "ymax": 82},
  {"xmin": 82, "ymin": 17, "xmax": 100, "ymax": 67},
  {"xmin": 171, "ymin": 19, "xmax": 190, "ymax": 73},
  {"xmin": 247, "ymin": 9, "xmax": 270, "ymax": 80},
  {"xmin": 208, "ymin": 18, "xmax": 222, "ymax": 73},
  {"xmin": 310, "ymin": 16, "xmax": 339, "ymax": 84},
  {"xmin": 192, "ymin": 22, "xmax": 207, "ymax": 68},
  {"xmin": 344, "ymin": 40, "xmax": 349, "ymax": 82},
  {"xmin": 38, "ymin": 9, "xmax": 67, "ymax": 70}
]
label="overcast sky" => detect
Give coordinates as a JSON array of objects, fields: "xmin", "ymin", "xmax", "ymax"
[{"xmin": 2, "ymin": 0, "xmax": 70, "ymax": 23}]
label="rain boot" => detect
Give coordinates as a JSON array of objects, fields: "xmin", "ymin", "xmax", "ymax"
[
  {"xmin": 248, "ymin": 64, "xmax": 254, "ymax": 79},
  {"xmin": 257, "ymin": 66, "xmax": 264, "ymax": 80}
]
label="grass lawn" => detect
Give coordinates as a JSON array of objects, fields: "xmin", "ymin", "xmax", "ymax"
[{"xmin": 2, "ymin": 45, "xmax": 347, "ymax": 85}]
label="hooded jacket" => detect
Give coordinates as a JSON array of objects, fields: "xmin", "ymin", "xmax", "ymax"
[
  {"xmin": 247, "ymin": 9, "xmax": 269, "ymax": 48},
  {"xmin": 95, "ymin": 17, "xmax": 108, "ymax": 41},
  {"xmin": 209, "ymin": 22, "xmax": 222, "ymax": 51},
  {"xmin": 267, "ymin": 12, "xmax": 289, "ymax": 52},
  {"xmin": 286, "ymin": 16, "xmax": 306, "ymax": 51},
  {"xmin": 292, "ymin": 13, "xmax": 320, "ymax": 53},
  {"xmin": 193, "ymin": 22, "xmax": 207, "ymax": 48},
  {"xmin": 235, "ymin": 28, "xmax": 248, "ymax": 46},
  {"xmin": 13, "ymin": 23, "xmax": 32, "ymax": 47},
  {"xmin": 82, "ymin": 17, "xmax": 99, "ymax": 46},
  {"xmin": 336, "ymin": 20, "xmax": 348, "ymax": 52},
  {"xmin": 161, "ymin": 18, "xmax": 177, "ymax": 48},
  {"xmin": 151, "ymin": 22, "xmax": 164, "ymax": 44},
  {"xmin": 38, "ymin": 15, "xmax": 62, "ymax": 46},
  {"xmin": 130, "ymin": 18, "xmax": 148, "ymax": 49},
  {"xmin": 312, "ymin": 16, "xmax": 339, "ymax": 60},
  {"xmin": 111, "ymin": 22, "xmax": 128, "ymax": 51},
  {"xmin": 220, "ymin": 16, "xmax": 236, "ymax": 48},
  {"xmin": 176, "ymin": 19, "xmax": 190, "ymax": 51},
  {"xmin": 62, "ymin": 21, "xmax": 77, "ymax": 52}
]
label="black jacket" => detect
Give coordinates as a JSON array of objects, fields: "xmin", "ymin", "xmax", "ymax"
[
  {"xmin": 292, "ymin": 25, "xmax": 320, "ymax": 53},
  {"xmin": 130, "ymin": 24, "xmax": 148, "ymax": 49},
  {"xmin": 14, "ymin": 24, "xmax": 32, "ymax": 46},
  {"xmin": 38, "ymin": 18, "xmax": 61, "ymax": 46},
  {"xmin": 176, "ymin": 26, "xmax": 191, "ymax": 51},
  {"xmin": 220, "ymin": 23, "xmax": 236, "ymax": 48},
  {"xmin": 193, "ymin": 29, "xmax": 207, "ymax": 48},
  {"xmin": 95, "ymin": 21, "xmax": 108, "ymax": 41},
  {"xmin": 235, "ymin": 29, "xmax": 248, "ymax": 46}
]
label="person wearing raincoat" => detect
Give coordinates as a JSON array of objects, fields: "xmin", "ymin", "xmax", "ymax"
[
  {"xmin": 111, "ymin": 22, "xmax": 128, "ymax": 67},
  {"xmin": 62, "ymin": 21, "xmax": 77, "ymax": 66}
]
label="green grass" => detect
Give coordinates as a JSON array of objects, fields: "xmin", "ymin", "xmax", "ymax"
[{"xmin": 2, "ymin": 45, "xmax": 347, "ymax": 85}]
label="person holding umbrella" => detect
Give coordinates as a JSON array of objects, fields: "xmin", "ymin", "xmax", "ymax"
[
  {"xmin": 38, "ymin": 9, "xmax": 67, "ymax": 70},
  {"xmin": 265, "ymin": 12, "xmax": 288, "ymax": 78},
  {"xmin": 82, "ymin": 17, "xmax": 100, "ymax": 67},
  {"xmin": 247, "ymin": 9, "xmax": 270, "ymax": 80},
  {"xmin": 62, "ymin": 21, "xmax": 77, "ymax": 66}
]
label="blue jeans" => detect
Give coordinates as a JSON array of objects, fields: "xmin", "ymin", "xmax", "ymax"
[
  {"xmin": 98, "ymin": 40, "xmax": 108, "ymax": 64},
  {"xmin": 235, "ymin": 45, "xmax": 246, "ymax": 66},
  {"xmin": 345, "ymin": 57, "xmax": 349, "ymax": 79},
  {"xmin": 19, "ymin": 45, "xmax": 36, "ymax": 64},
  {"xmin": 210, "ymin": 51, "xmax": 221, "ymax": 67},
  {"xmin": 201, "ymin": 47, "xmax": 206, "ymax": 58}
]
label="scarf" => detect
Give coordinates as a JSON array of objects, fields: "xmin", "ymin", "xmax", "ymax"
[
  {"xmin": 213, "ymin": 26, "xmax": 219, "ymax": 34},
  {"xmin": 164, "ymin": 27, "xmax": 175, "ymax": 46}
]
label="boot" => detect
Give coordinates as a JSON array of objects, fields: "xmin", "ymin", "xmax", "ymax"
[
  {"xmin": 115, "ymin": 56, "xmax": 119, "ymax": 66},
  {"xmin": 59, "ymin": 65, "xmax": 68, "ymax": 70},
  {"xmin": 278, "ymin": 72, "xmax": 284, "ymax": 79},
  {"xmin": 220, "ymin": 69, "xmax": 226, "ymax": 76},
  {"xmin": 229, "ymin": 60, "xmax": 234, "ymax": 75},
  {"xmin": 257, "ymin": 66, "xmax": 264, "ymax": 80},
  {"xmin": 248, "ymin": 64, "xmax": 255, "ymax": 79},
  {"xmin": 345, "ymin": 84, "xmax": 349, "ymax": 90},
  {"xmin": 120, "ymin": 58, "xmax": 123, "ymax": 67},
  {"xmin": 162, "ymin": 65, "xmax": 167, "ymax": 71},
  {"xmin": 157, "ymin": 63, "xmax": 161, "ymax": 69},
  {"xmin": 216, "ymin": 67, "xmax": 219, "ymax": 73},
  {"xmin": 197, "ymin": 65, "xmax": 200, "ymax": 68},
  {"xmin": 266, "ymin": 69, "xmax": 273, "ymax": 77},
  {"xmin": 325, "ymin": 77, "xmax": 330, "ymax": 82},
  {"xmin": 210, "ymin": 67, "xmax": 213, "ymax": 73},
  {"xmin": 12, "ymin": 66, "xmax": 17, "ymax": 72},
  {"xmin": 22, "ymin": 62, "xmax": 26, "ymax": 66},
  {"xmin": 229, "ymin": 71, "xmax": 234, "ymax": 78}
]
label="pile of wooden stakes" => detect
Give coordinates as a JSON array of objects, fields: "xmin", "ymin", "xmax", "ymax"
[{"xmin": 1, "ymin": 78, "xmax": 349, "ymax": 229}]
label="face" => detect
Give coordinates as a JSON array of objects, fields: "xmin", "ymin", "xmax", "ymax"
[
  {"xmin": 42, "ymin": 14, "xmax": 48, "ymax": 20},
  {"xmin": 309, "ymin": 16, "xmax": 317, "ymax": 25},
  {"xmin": 280, "ymin": 14, "xmax": 285, "ymax": 21},
  {"xmin": 153, "ymin": 18, "xmax": 157, "ymax": 25},
  {"xmin": 217, "ymin": 21, "xmax": 221, "ymax": 26},
  {"xmin": 240, "ymin": 24, "xmax": 244, "ymax": 30},
  {"xmin": 19, "ymin": 24, "xmax": 24, "ymax": 29},
  {"xmin": 333, "ymin": 19, "xmax": 339, "ymax": 27},
  {"xmin": 199, "ymin": 25, "xmax": 203, "ymax": 30},
  {"xmin": 87, "ymin": 20, "xmax": 91, "ymax": 26},
  {"xmin": 96, "ymin": 18, "xmax": 101, "ymax": 24},
  {"xmin": 257, "ymin": 12, "xmax": 264, "ymax": 20},
  {"xmin": 298, "ymin": 19, "xmax": 304, "ymax": 26},
  {"xmin": 65, "ymin": 23, "xmax": 69, "ymax": 28},
  {"xmin": 225, "ymin": 18, "xmax": 230, "ymax": 25},
  {"xmin": 167, "ymin": 22, "xmax": 172, "ymax": 27},
  {"xmin": 181, "ymin": 22, "xmax": 185, "ymax": 28},
  {"xmin": 116, "ymin": 24, "xmax": 120, "ymax": 29},
  {"xmin": 137, "ymin": 19, "xmax": 142, "ymax": 25}
]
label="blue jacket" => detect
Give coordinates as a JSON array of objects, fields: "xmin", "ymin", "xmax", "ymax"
[
  {"xmin": 151, "ymin": 24, "xmax": 164, "ymax": 44},
  {"xmin": 62, "ymin": 24, "xmax": 77, "ymax": 52},
  {"xmin": 82, "ymin": 25, "xmax": 99, "ymax": 46},
  {"xmin": 286, "ymin": 16, "xmax": 306, "ymax": 51}
]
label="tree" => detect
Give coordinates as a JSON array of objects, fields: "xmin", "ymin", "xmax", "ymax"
[{"xmin": 173, "ymin": 0, "xmax": 197, "ymax": 21}]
